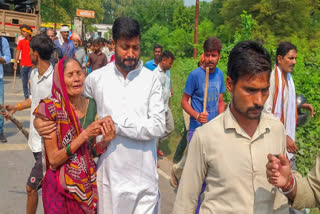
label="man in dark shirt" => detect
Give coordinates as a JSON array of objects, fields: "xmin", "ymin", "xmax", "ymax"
[
  {"xmin": 46, "ymin": 29, "xmax": 63, "ymax": 66},
  {"xmin": 86, "ymin": 39, "xmax": 107, "ymax": 72}
]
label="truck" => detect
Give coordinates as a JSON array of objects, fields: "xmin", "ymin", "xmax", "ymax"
[{"xmin": 0, "ymin": 0, "xmax": 40, "ymax": 73}]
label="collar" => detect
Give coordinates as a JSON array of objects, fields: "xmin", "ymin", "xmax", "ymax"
[
  {"xmin": 35, "ymin": 64, "xmax": 54, "ymax": 82},
  {"xmin": 155, "ymin": 64, "xmax": 166, "ymax": 73},
  {"xmin": 224, "ymin": 105, "xmax": 271, "ymax": 140},
  {"xmin": 114, "ymin": 60, "xmax": 143, "ymax": 81}
]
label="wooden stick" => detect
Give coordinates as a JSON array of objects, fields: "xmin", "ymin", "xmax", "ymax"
[
  {"xmin": 0, "ymin": 104, "xmax": 29, "ymax": 139},
  {"xmin": 203, "ymin": 67, "xmax": 209, "ymax": 113},
  {"xmin": 12, "ymin": 68, "xmax": 16, "ymax": 88}
]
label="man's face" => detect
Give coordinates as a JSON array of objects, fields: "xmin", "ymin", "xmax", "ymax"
[
  {"xmin": 61, "ymin": 31, "xmax": 69, "ymax": 40},
  {"xmin": 92, "ymin": 44, "xmax": 100, "ymax": 53},
  {"xmin": 21, "ymin": 30, "xmax": 29, "ymax": 38},
  {"xmin": 227, "ymin": 72, "xmax": 270, "ymax": 120},
  {"xmin": 161, "ymin": 57, "xmax": 174, "ymax": 71},
  {"xmin": 87, "ymin": 42, "xmax": 91, "ymax": 49},
  {"xmin": 204, "ymin": 50, "xmax": 221, "ymax": 71},
  {"xmin": 154, "ymin": 47, "xmax": 162, "ymax": 62},
  {"xmin": 115, "ymin": 36, "xmax": 140, "ymax": 73},
  {"xmin": 46, "ymin": 30, "xmax": 55, "ymax": 42},
  {"xmin": 74, "ymin": 40, "xmax": 80, "ymax": 48},
  {"xmin": 277, "ymin": 49, "xmax": 297, "ymax": 74}
]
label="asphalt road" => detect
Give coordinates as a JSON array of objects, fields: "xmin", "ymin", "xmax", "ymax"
[{"xmin": 0, "ymin": 76, "xmax": 176, "ymax": 214}]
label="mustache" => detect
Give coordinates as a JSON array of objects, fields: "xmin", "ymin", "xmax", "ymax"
[
  {"xmin": 123, "ymin": 58, "xmax": 137, "ymax": 62},
  {"xmin": 247, "ymin": 105, "xmax": 263, "ymax": 111}
]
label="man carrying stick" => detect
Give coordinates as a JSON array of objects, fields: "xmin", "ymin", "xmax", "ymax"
[
  {"xmin": 171, "ymin": 37, "xmax": 225, "ymax": 185},
  {"xmin": 170, "ymin": 37, "xmax": 226, "ymax": 213},
  {"xmin": 2, "ymin": 34, "xmax": 54, "ymax": 214}
]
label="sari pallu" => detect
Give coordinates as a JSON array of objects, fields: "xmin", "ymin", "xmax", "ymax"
[{"xmin": 34, "ymin": 58, "xmax": 97, "ymax": 213}]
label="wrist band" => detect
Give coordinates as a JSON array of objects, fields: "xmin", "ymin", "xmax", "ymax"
[
  {"xmin": 96, "ymin": 141, "xmax": 107, "ymax": 155},
  {"xmin": 277, "ymin": 176, "xmax": 296, "ymax": 195},
  {"xmin": 17, "ymin": 102, "xmax": 23, "ymax": 111},
  {"xmin": 66, "ymin": 144, "xmax": 73, "ymax": 157}
]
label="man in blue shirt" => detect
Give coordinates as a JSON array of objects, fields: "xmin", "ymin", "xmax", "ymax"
[
  {"xmin": 171, "ymin": 38, "xmax": 226, "ymax": 211},
  {"xmin": 0, "ymin": 36, "xmax": 12, "ymax": 142},
  {"xmin": 54, "ymin": 25, "xmax": 75, "ymax": 58},
  {"xmin": 145, "ymin": 44, "xmax": 162, "ymax": 71},
  {"xmin": 182, "ymin": 37, "xmax": 225, "ymax": 142}
]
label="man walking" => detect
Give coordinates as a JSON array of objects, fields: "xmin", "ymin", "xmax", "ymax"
[
  {"xmin": 173, "ymin": 40, "xmax": 289, "ymax": 214},
  {"xmin": 145, "ymin": 44, "xmax": 162, "ymax": 71},
  {"xmin": 86, "ymin": 39, "xmax": 107, "ymax": 72},
  {"xmin": 154, "ymin": 50, "xmax": 175, "ymax": 150},
  {"xmin": 14, "ymin": 25, "xmax": 33, "ymax": 99},
  {"xmin": 54, "ymin": 25, "xmax": 75, "ymax": 58},
  {"xmin": 84, "ymin": 17, "xmax": 165, "ymax": 214},
  {"xmin": 264, "ymin": 41, "xmax": 314, "ymax": 214},
  {"xmin": 3, "ymin": 34, "xmax": 54, "ymax": 214},
  {"xmin": 0, "ymin": 36, "xmax": 12, "ymax": 143},
  {"xmin": 171, "ymin": 37, "xmax": 226, "ymax": 186},
  {"xmin": 46, "ymin": 28, "xmax": 63, "ymax": 66}
]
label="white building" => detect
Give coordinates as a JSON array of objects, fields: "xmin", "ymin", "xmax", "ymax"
[{"xmin": 90, "ymin": 24, "xmax": 112, "ymax": 39}]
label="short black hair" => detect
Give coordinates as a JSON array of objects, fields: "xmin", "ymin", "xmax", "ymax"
[
  {"xmin": 154, "ymin": 44, "xmax": 163, "ymax": 51},
  {"xmin": 227, "ymin": 41, "xmax": 271, "ymax": 84},
  {"xmin": 276, "ymin": 42, "xmax": 297, "ymax": 64},
  {"xmin": 30, "ymin": 34, "xmax": 53, "ymax": 61},
  {"xmin": 20, "ymin": 24, "xmax": 28, "ymax": 30},
  {"xmin": 105, "ymin": 40, "xmax": 111, "ymax": 45},
  {"xmin": 112, "ymin": 17, "xmax": 140, "ymax": 43},
  {"xmin": 92, "ymin": 39, "xmax": 100, "ymax": 45},
  {"xmin": 161, "ymin": 50, "xmax": 175, "ymax": 61},
  {"xmin": 203, "ymin": 37, "xmax": 222, "ymax": 53}
]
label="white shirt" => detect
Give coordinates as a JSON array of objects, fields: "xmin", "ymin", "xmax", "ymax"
[
  {"xmin": 153, "ymin": 64, "xmax": 171, "ymax": 112},
  {"xmin": 83, "ymin": 61, "xmax": 165, "ymax": 214},
  {"xmin": 28, "ymin": 65, "xmax": 53, "ymax": 153}
]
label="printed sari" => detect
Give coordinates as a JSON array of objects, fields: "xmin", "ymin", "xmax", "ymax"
[{"xmin": 34, "ymin": 58, "xmax": 98, "ymax": 214}]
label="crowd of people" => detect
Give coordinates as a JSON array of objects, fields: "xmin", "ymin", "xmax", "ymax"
[{"xmin": 0, "ymin": 15, "xmax": 319, "ymax": 214}]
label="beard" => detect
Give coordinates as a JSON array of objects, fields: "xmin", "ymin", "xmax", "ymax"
[
  {"xmin": 115, "ymin": 51, "xmax": 140, "ymax": 73},
  {"xmin": 154, "ymin": 55, "xmax": 161, "ymax": 63},
  {"xmin": 232, "ymin": 97, "xmax": 263, "ymax": 120}
]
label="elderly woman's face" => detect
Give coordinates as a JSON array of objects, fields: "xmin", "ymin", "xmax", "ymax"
[{"xmin": 64, "ymin": 60, "xmax": 85, "ymax": 97}]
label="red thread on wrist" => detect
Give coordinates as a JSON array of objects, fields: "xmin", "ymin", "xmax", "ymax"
[{"xmin": 283, "ymin": 172, "xmax": 294, "ymax": 190}]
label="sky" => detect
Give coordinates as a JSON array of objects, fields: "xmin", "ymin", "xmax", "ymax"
[{"xmin": 184, "ymin": 0, "xmax": 212, "ymax": 6}]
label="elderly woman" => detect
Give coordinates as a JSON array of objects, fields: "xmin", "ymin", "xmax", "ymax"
[{"xmin": 34, "ymin": 57, "xmax": 115, "ymax": 213}]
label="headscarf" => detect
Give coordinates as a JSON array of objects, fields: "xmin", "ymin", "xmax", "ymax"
[{"xmin": 34, "ymin": 58, "xmax": 97, "ymax": 213}]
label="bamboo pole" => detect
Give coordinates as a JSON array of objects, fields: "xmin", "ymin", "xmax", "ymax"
[
  {"xmin": 0, "ymin": 104, "xmax": 29, "ymax": 139},
  {"xmin": 12, "ymin": 68, "xmax": 16, "ymax": 88},
  {"xmin": 203, "ymin": 67, "xmax": 209, "ymax": 113}
]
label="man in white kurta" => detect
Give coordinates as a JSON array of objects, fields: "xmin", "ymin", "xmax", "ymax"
[{"xmin": 83, "ymin": 59, "xmax": 165, "ymax": 213}]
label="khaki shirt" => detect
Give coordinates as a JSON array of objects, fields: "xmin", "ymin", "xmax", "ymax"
[
  {"xmin": 173, "ymin": 107, "xmax": 289, "ymax": 214},
  {"xmin": 292, "ymin": 152, "xmax": 320, "ymax": 210}
]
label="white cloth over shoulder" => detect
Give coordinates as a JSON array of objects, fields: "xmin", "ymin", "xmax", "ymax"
[
  {"xmin": 273, "ymin": 66, "xmax": 296, "ymax": 160},
  {"xmin": 83, "ymin": 61, "xmax": 165, "ymax": 214}
]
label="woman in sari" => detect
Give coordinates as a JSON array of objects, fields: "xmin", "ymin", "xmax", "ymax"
[{"xmin": 34, "ymin": 57, "xmax": 115, "ymax": 213}]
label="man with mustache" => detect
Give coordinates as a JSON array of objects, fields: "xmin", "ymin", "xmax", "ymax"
[
  {"xmin": 173, "ymin": 41, "xmax": 289, "ymax": 214},
  {"xmin": 83, "ymin": 17, "xmax": 165, "ymax": 213},
  {"xmin": 264, "ymin": 42, "xmax": 314, "ymax": 214}
]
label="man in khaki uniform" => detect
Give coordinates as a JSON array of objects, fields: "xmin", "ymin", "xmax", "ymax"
[
  {"xmin": 267, "ymin": 150, "xmax": 320, "ymax": 211},
  {"xmin": 173, "ymin": 41, "xmax": 289, "ymax": 214}
]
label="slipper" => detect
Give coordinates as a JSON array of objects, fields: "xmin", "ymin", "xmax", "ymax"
[{"xmin": 169, "ymin": 168, "xmax": 179, "ymax": 188}]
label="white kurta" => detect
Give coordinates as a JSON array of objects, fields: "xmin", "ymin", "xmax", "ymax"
[{"xmin": 83, "ymin": 61, "xmax": 165, "ymax": 214}]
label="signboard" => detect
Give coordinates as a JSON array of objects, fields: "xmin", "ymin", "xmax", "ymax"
[{"xmin": 76, "ymin": 9, "xmax": 95, "ymax": 18}]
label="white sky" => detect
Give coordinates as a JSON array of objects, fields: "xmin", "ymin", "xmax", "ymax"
[{"xmin": 184, "ymin": 0, "xmax": 212, "ymax": 6}]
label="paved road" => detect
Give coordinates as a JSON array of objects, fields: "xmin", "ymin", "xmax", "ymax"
[{"xmin": 0, "ymin": 76, "xmax": 176, "ymax": 214}]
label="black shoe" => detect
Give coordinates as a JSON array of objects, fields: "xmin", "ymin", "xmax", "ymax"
[{"xmin": 0, "ymin": 133, "xmax": 7, "ymax": 143}]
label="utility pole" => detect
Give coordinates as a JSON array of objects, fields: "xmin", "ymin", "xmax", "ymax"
[{"xmin": 193, "ymin": 0, "xmax": 199, "ymax": 59}]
